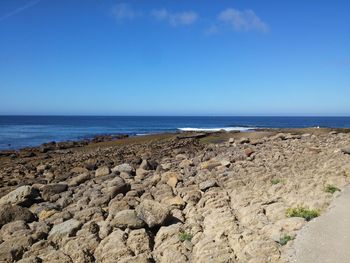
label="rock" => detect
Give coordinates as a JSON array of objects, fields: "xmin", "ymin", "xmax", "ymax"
[
  {"xmin": 161, "ymin": 171, "xmax": 178, "ymax": 183},
  {"xmin": 61, "ymin": 234, "xmax": 99, "ymax": 263},
  {"xmin": 199, "ymin": 179, "xmax": 218, "ymax": 191},
  {"xmin": 111, "ymin": 163, "xmax": 134, "ymax": 174},
  {"xmin": 244, "ymin": 147, "xmax": 255, "ymax": 157},
  {"xmin": 0, "ymin": 205, "xmax": 36, "ymax": 227},
  {"xmin": 95, "ymin": 166, "xmax": 110, "ymax": 177},
  {"xmin": 127, "ymin": 229, "xmax": 151, "ymax": 256},
  {"xmin": 105, "ymin": 176, "xmax": 130, "ymax": 196},
  {"xmin": 179, "ymin": 159, "xmax": 193, "ymax": 168},
  {"xmin": 341, "ymin": 147, "xmax": 350, "ymax": 155},
  {"xmin": 48, "ymin": 219, "xmax": 82, "ymax": 243},
  {"xmin": 70, "ymin": 167, "xmax": 89, "ymax": 174},
  {"xmin": 199, "ymin": 160, "xmax": 222, "ymax": 170},
  {"xmin": 111, "ymin": 209, "xmax": 145, "ymax": 229},
  {"xmin": 0, "ymin": 220, "xmax": 30, "ymax": 241},
  {"xmin": 164, "ymin": 196, "xmax": 186, "ymax": 208},
  {"xmin": 239, "ymin": 137, "xmax": 250, "ymax": 144},
  {"xmin": 139, "ymin": 159, "xmax": 150, "ymax": 170},
  {"xmin": 167, "ymin": 176, "xmax": 178, "ymax": 188},
  {"xmin": 68, "ymin": 173, "xmax": 90, "ymax": 186},
  {"xmin": 220, "ymin": 160, "xmax": 231, "ymax": 167},
  {"xmin": 228, "ymin": 138, "xmax": 235, "ymax": 143},
  {"xmin": 36, "ymin": 164, "xmax": 49, "ymax": 173},
  {"xmin": 0, "ymin": 236, "xmax": 34, "ymax": 262},
  {"xmin": 153, "ymin": 223, "xmax": 188, "ymax": 263},
  {"xmin": 275, "ymin": 217, "xmax": 306, "ymax": 232},
  {"xmin": 0, "ymin": 186, "xmax": 37, "ymax": 207},
  {"xmin": 94, "ymin": 229, "xmax": 132, "ymax": 262},
  {"xmin": 41, "ymin": 184, "xmax": 68, "ymax": 201},
  {"xmin": 17, "ymin": 256, "xmax": 42, "ymax": 263},
  {"xmin": 38, "ymin": 250, "xmax": 73, "ymax": 263},
  {"xmin": 136, "ymin": 199, "xmax": 170, "ymax": 228}
]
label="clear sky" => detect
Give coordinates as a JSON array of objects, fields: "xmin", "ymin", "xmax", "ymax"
[{"xmin": 0, "ymin": 0, "xmax": 349, "ymax": 116}]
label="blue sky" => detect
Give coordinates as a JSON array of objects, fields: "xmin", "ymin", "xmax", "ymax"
[{"xmin": 0, "ymin": 0, "xmax": 349, "ymax": 116}]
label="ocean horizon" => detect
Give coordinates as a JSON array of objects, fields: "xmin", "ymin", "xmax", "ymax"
[{"xmin": 1, "ymin": 115, "xmax": 350, "ymax": 150}]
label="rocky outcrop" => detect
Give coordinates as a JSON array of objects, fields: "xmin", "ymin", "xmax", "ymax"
[{"xmin": 0, "ymin": 130, "xmax": 350, "ymax": 262}]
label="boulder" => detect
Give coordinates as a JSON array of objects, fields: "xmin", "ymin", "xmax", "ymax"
[
  {"xmin": 0, "ymin": 205, "xmax": 36, "ymax": 227},
  {"xmin": 341, "ymin": 147, "xmax": 350, "ymax": 155},
  {"xmin": 41, "ymin": 184, "xmax": 68, "ymax": 201},
  {"xmin": 136, "ymin": 199, "xmax": 170, "ymax": 228},
  {"xmin": 111, "ymin": 163, "xmax": 134, "ymax": 174},
  {"xmin": 48, "ymin": 219, "xmax": 82, "ymax": 243},
  {"xmin": 0, "ymin": 186, "xmax": 37, "ymax": 207},
  {"xmin": 111, "ymin": 210, "xmax": 145, "ymax": 229},
  {"xmin": 95, "ymin": 166, "xmax": 110, "ymax": 177},
  {"xmin": 68, "ymin": 173, "xmax": 91, "ymax": 187},
  {"xmin": 94, "ymin": 229, "xmax": 132, "ymax": 262},
  {"xmin": 199, "ymin": 179, "xmax": 218, "ymax": 191}
]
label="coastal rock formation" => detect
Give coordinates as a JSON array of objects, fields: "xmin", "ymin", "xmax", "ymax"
[{"xmin": 0, "ymin": 129, "xmax": 350, "ymax": 262}]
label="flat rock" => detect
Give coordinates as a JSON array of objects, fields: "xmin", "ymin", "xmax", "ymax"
[{"xmin": 136, "ymin": 199, "xmax": 170, "ymax": 228}]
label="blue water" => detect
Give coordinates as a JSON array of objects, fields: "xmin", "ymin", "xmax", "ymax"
[{"xmin": 0, "ymin": 116, "xmax": 350, "ymax": 150}]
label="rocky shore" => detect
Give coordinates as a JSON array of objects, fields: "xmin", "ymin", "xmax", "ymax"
[{"xmin": 0, "ymin": 128, "xmax": 350, "ymax": 262}]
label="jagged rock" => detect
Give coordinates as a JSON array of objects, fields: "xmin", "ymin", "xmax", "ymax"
[
  {"xmin": 95, "ymin": 166, "xmax": 110, "ymax": 177},
  {"xmin": 136, "ymin": 199, "xmax": 170, "ymax": 228},
  {"xmin": 0, "ymin": 205, "xmax": 36, "ymax": 227},
  {"xmin": 0, "ymin": 186, "xmax": 37, "ymax": 207},
  {"xmin": 111, "ymin": 209, "xmax": 145, "ymax": 229}
]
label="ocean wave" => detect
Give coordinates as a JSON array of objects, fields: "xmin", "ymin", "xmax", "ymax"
[{"xmin": 177, "ymin": 127, "xmax": 255, "ymax": 132}]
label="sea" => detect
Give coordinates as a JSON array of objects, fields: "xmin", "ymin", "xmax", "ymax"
[{"xmin": 1, "ymin": 116, "xmax": 350, "ymax": 150}]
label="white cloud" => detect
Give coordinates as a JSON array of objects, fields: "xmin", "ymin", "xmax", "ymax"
[
  {"xmin": 112, "ymin": 3, "xmax": 138, "ymax": 20},
  {"xmin": 151, "ymin": 9, "xmax": 198, "ymax": 26},
  {"xmin": 217, "ymin": 8, "xmax": 268, "ymax": 32}
]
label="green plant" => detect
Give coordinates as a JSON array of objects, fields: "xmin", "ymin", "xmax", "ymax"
[
  {"xmin": 286, "ymin": 206, "xmax": 320, "ymax": 221},
  {"xmin": 278, "ymin": 234, "xmax": 293, "ymax": 246},
  {"xmin": 271, "ymin": 179, "xmax": 282, "ymax": 185},
  {"xmin": 325, "ymin": 185, "xmax": 340, "ymax": 194},
  {"xmin": 179, "ymin": 232, "xmax": 193, "ymax": 242}
]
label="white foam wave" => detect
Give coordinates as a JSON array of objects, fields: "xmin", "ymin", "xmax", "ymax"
[{"xmin": 177, "ymin": 127, "xmax": 255, "ymax": 132}]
